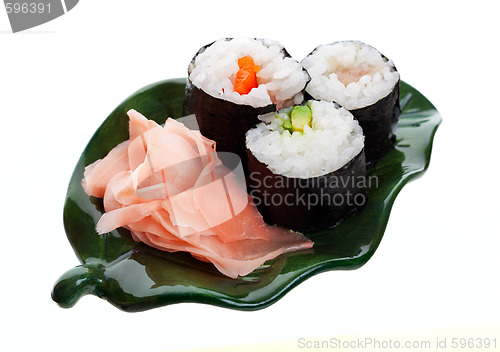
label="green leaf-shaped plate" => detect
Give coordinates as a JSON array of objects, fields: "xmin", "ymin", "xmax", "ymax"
[{"xmin": 52, "ymin": 78, "xmax": 441, "ymax": 312}]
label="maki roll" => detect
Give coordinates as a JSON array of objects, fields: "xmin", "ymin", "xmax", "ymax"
[
  {"xmin": 183, "ymin": 37, "xmax": 310, "ymax": 166},
  {"xmin": 301, "ymin": 41, "xmax": 400, "ymax": 167},
  {"xmin": 245, "ymin": 100, "xmax": 367, "ymax": 233}
]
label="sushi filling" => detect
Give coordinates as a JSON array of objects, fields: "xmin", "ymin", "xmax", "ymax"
[
  {"xmin": 301, "ymin": 41, "xmax": 399, "ymax": 110},
  {"xmin": 335, "ymin": 65, "xmax": 381, "ymax": 86},
  {"xmin": 188, "ymin": 38, "xmax": 309, "ymax": 109},
  {"xmin": 246, "ymin": 101, "xmax": 364, "ymax": 178},
  {"xmin": 233, "ymin": 56, "xmax": 260, "ymax": 95}
]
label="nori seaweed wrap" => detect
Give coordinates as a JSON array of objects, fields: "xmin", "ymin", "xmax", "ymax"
[{"xmin": 349, "ymin": 83, "xmax": 400, "ymax": 165}]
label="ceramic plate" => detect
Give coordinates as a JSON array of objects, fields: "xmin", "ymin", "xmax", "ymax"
[{"xmin": 52, "ymin": 78, "xmax": 441, "ymax": 312}]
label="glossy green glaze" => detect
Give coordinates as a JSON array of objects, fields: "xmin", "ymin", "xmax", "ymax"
[{"xmin": 52, "ymin": 78, "xmax": 441, "ymax": 312}]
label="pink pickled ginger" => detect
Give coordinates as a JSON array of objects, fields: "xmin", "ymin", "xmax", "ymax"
[{"xmin": 81, "ymin": 109, "xmax": 313, "ymax": 278}]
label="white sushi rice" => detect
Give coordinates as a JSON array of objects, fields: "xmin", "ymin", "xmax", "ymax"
[
  {"xmin": 246, "ymin": 100, "xmax": 364, "ymax": 178},
  {"xmin": 188, "ymin": 38, "xmax": 309, "ymax": 109},
  {"xmin": 301, "ymin": 41, "xmax": 399, "ymax": 110}
]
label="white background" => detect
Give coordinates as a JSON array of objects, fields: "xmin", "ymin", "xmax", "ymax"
[{"xmin": 1, "ymin": 1, "xmax": 499, "ymax": 351}]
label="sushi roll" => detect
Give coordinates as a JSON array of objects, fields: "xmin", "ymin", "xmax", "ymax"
[
  {"xmin": 301, "ymin": 41, "xmax": 400, "ymax": 167},
  {"xmin": 245, "ymin": 100, "xmax": 367, "ymax": 233},
  {"xmin": 183, "ymin": 37, "xmax": 310, "ymax": 167}
]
